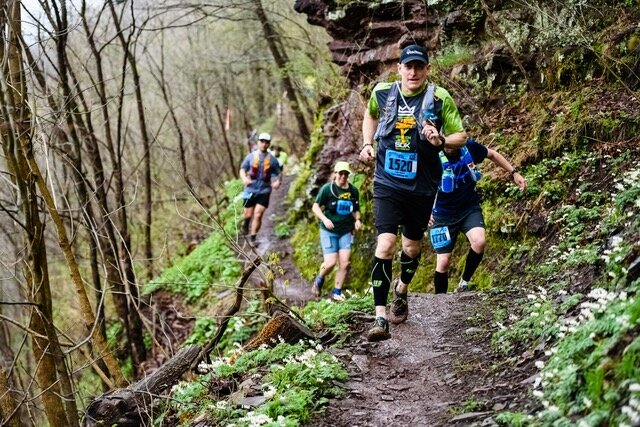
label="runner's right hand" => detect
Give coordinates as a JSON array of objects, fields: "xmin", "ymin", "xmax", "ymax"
[
  {"xmin": 360, "ymin": 144, "xmax": 374, "ymax": 162},
  {"xmin": 322, "ymin": 218, "xmax": 335, "ymax": 230}
]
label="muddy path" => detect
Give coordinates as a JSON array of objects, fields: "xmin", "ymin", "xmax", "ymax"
[
  {"xmin": 251, "ymin": 175, "xmax": 531, "ymax": 426},
  {"xmin": 251, "ymin": 174, "xmax": 315, "ymax": 305}
]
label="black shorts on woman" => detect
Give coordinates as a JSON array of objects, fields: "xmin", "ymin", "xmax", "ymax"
[{"xmin": 374, "ymin": 184, "xmax": 435, "ymax": 241}]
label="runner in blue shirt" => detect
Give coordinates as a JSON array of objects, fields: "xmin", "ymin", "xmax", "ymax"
[
  {"xmin": 239, "ymin": 133, "xmax": 281, "ymax": 244},
  {"xmin": 429, "ymin": 138, "xmax": 526, "ymax": 293}
]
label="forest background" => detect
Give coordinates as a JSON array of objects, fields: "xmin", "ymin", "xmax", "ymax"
[{"xmin": 1, "ymin": 0, "xmax": 640, "ymax": 426}]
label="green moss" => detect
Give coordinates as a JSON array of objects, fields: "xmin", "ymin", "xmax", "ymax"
[{"xmin": 290, "ymin": 219, "xmax": 322, "ymax": 282}]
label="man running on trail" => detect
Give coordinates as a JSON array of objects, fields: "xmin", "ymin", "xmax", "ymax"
[
  {"xmin": 360, "ymin": 43, "xmax": 467, "ymax": 341},
  {"xmin": 239, "ymin": 132, "xmax": 281, "ymax": 243},
  {"xmin": 311, "ymin": 161, "xmax": 362, "ymax": 302},
  {"xmin": 271, "ymin": 145, "xmax": 289, "ymax": 174},
  {"xmin": 429, "ymin": 138, "xmax": 526, "ymax": 293}
]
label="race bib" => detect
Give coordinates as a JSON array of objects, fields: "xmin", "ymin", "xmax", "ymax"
[
  {"xmin": 384, "ymin": 150, "xmax": 417, "ymax": 179},
  {"xmin": 336, "ymin": 199, "xmax": 354, "ymax": 215},
  {"xmin": 430, "ymin": 226, "xmax": 451, "ymax": 249}
]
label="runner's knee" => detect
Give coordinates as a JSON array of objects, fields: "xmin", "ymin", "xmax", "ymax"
[{"xmin": 436, "ymin": 254, "xmax": 451, "ymax": 271}]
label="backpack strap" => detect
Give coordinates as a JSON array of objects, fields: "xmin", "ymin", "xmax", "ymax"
[
  {"xmin": 250, "ymin": 152, "xmax": 271, "ymax": 181},
  {"xmin": 373, "ymin": 82, "xmax": 400, "ymax": 141},
  {"xmin": 420, "ymin": 83, "xmax": 437, "ymax": 124},
  {"xmin": 460, "ymin": 146, "xmax": 480, "ymax": 182}
]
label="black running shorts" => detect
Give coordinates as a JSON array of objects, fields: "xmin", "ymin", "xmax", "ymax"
[{"xmin": 373, "ymin": 185, "xmax": 435, "ymax": 241}]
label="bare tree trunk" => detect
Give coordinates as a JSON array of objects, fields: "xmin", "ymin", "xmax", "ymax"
[
  {"xmin": 81, "ymin": 0, "xmax": 147, "ymax": 370},
  {"xmin": 147, "ymin": 39, "xmax": 210, "ymax": 208},
  {"xmin": 0, "ymin": 365, "xmax": 21, "ymax": 427},
  {"xmin": 23, "ymin": 0, "xmax": 145, "ymax": 378},
  {"xmin": 0, "ymin": 2, "xmax": 81, "ymax": 425},
  {"xmin": 0, "ymin": 2, "xmax": 126, "ymax": 398},
  {"xmin": 253, "ymin": 0, "xmax": 311, "ymax": 148},
  {"xmin": 107, "ymin": 0, "xmax": 154, "ymax": 281}
]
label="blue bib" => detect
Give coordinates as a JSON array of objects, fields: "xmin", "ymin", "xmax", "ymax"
[
  {"xmin": 384, "ymin": 150, "xmax": 418, "ymax": 179},
  {"xmin": 430, "ymin": 226, "xmax": 452, "ymax": 249},
  {"xmin": 336, "ymin": 200, "xmax": 354, "ymax": 215}
]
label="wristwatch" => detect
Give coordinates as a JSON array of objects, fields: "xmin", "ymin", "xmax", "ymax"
[{"xmin": 511, "ymin": 168, "xmax": 518, "ymax": 175}]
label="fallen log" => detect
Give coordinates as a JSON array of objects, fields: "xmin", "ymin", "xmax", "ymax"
[{"xmin": 83, "ymin": 345, "xmax": 200, "ymax": 427}]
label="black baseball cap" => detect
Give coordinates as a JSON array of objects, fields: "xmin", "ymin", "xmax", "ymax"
[{"xmin": 399, "ymin": 44, "xmax": 429, "ymax": 64}]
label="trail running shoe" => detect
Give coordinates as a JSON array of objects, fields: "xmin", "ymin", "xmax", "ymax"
[
  {"xmin": 457, "ymin": 279, "xmax": 469, "ymax": 292},
  {"xmin": 312, "ymin": 276, "xmax": 324, "ymax": 297},
  {"xmin": 367, "ymin": 317, "xmax": 390, "ymax": 342},
  {"xmin": 330, "ymin": 292, "xmax": 345, "ymax": 302},
  {"xmin": 389, "ymin": 279, "xmax": 408, "ymax": 324}
]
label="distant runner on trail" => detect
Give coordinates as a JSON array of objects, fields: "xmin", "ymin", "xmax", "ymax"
[
  {"xmin": 270, "ymin": 145, "xmax": 289, "ymax": 174},
  {"xmin": 429, "ymin": 138, "xmax": 526, "ymax": 293},
  {"xmin": 359, "ymin": 43, "xmax": 467, "ymax": 341},
  {"xmin": 239, "ymin": 132, "xmax": 281, "ymax": 244},
  {"xmin": 311, "ymin": 161, "xmax": 362, "ymax": 302}
]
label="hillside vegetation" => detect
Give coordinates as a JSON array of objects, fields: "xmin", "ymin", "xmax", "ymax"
[
  {"xmin": 3, "ymin": 1, "xmax": 638, "ymax": 426},
  {"xmin": 137, "ymin": 2, "xmax": 640, "ymax": 426}
]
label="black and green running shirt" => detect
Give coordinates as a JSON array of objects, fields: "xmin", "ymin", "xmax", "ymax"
[
  {"xmin": 368, "ymin": 81, "xmax": 465, "ymax": 196},
  {"xmin": 315, "ymin": 182, "xmax": 360, "ymax": 236}
]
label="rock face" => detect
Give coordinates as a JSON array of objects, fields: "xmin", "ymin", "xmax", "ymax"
[
  {"xmin": 293, "ymin": 1, "xmax": 478, "ymax": 191},
  {"xmin": 293, "ymin": 1, "xmax": 455, "ymax": 187},
  {"xmin": 294, "ymin": 0, "xmax": 460, "ymax": 85}
]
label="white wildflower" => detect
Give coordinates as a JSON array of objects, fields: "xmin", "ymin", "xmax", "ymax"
[{"xmin": 262, "ymin": 384, "xmax": 277, "ymax": 399}]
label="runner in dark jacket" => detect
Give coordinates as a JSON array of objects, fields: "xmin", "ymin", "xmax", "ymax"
[{"xmin": 429, "ymin": 138, "xmax": 526, "ymax": 293}]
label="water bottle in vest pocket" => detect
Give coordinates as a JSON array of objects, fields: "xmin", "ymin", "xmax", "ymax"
[{"xmin": 440, "ymin": 168, "xmax": 455, "ymax": 193}]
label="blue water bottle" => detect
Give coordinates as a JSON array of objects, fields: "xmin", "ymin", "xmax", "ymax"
[{"xmin": 441, "ymin": 168, "xmax": 455, "ymax": 193}]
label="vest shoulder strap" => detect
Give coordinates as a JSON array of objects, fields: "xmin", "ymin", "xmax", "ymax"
[{"xmin": 421, "ymin": 83, "xmax": 437, "ymax": 123}]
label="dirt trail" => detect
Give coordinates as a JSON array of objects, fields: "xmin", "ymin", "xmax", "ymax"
[
  {"xmin": 252, "ymin": 174, "xmax": 315, "ymax": 305},
  {"xmin": 311, "ymin": 293, "xmax": 495, "ymax": 427},
  {"xmin": 251, "ymin": 174, "xmax": 527, "ymax": 426}
]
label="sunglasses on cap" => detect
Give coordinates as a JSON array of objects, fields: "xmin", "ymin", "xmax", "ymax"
[{"xmin": 338, "ymin": 171, "xmax": 350, "ymax": 176}]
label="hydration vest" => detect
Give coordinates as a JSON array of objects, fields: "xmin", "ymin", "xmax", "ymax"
[
  {"xmin": 438, "ymin": 146, "xmax": 481, "ymax": 193},
  {"xmin": 249, "ymin": 152, "xmax": 271, "ymax": 182},
  {"xmin": 374, "ymin": 82, "xmax": 440, "ymax": 141}
]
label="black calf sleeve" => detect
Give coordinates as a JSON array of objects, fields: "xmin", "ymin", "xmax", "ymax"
[
  {"xmin": 434, "ymin": 271, "xmax": 448, "ymax": 294},
  {"xmin": 400, "ymin": 251, "xmax": 420, "ymax": 285},
  {"xmin": 462, "ymin": 249, "xmax": 484, "ymax": 282},
  {"xmin": 371, "ymin": 257, "xmax": 392, "ymax": 306}
]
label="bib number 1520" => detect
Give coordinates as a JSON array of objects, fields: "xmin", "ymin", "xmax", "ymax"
[{"xmin": 384, "ymin": 150, "xmax": 417, "ymax": 179}]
